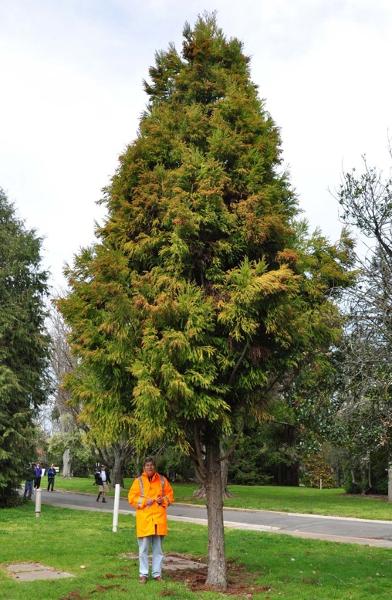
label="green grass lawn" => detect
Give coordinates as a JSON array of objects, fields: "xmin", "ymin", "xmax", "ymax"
[
  {"xmin": 53, "ymin": 477, "xmax": 392, "ymax": 521},
  {"xmin": 1, "ymin": 503, "xmax": 392, "ymax": 599}
]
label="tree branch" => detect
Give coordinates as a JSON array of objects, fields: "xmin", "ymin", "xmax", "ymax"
[{"xmin": 228, "ymin": 341, "xmax": 250, "ymax": 386}]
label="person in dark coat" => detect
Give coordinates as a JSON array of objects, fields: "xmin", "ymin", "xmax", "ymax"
[
  {"xmin": 47, "ymin": 464, "xmax": 56, "ymax": 491},
  {"xmin": 33, "ymin": 463, "xmax": 42, "ymax": 489},
  {"xmin": 23, "ymin": 464, "xmax": 34, "ymax": 499},
  {"xmin": 94, "ymin": 465, "xmax": 111, "ymax": 502}
]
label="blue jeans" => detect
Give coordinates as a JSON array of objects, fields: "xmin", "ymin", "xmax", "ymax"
[
  {"xmin": 24, "ymin": 480, "xmax": 33, "ymax": 499},
  {"xmin": 137, "ymin": 535, "xmax": 164, "ymax": 578}
]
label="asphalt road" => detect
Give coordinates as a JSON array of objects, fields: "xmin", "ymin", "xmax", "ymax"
[{"xmin": 38, "ymin": 489, "xmax": 392, "ymax": 549}]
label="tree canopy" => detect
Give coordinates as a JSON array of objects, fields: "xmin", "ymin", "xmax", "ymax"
[
  {"xmin": 59, "ymin": 15, "xmax": 354, "ymax": 588},
  {"xmin": 331, "ymin": 156, "xmax": 392, "ymax": 497},
  {"xmin": 0, "ymin": 188, "xmax": 50, "ymax": 506}
]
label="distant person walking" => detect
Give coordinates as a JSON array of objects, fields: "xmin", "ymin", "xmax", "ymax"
[
  {"xmin": 94, "ymin": 465, "xmax": 111, "ymax": 503},
  {"xmin": 23, "ymin": 464, "xmax": 34, "ymax": 500},
  {"xmin": 33, "ymin": 463, "xmax": 42, "ymax": 489},
  {"xmin": 47, "ymin": 464, "xmax": 56, "ymax": 491},
  {"xmin": 128, "ymin": 457, "xmax": 174, "ymax": 584}
]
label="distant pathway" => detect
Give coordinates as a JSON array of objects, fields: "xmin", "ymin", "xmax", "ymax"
[{"xmin": 40, "ymin": 489, "xmax": 392, "ymax": 549}]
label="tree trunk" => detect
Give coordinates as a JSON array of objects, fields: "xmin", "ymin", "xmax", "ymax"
[
  {"xmin": 192, "ymin": 451, "xmax": 207, "ymax": 498},
  {"xmin": 350, "ymin": 468, "xmax": 356, "ymax": 484},
  {"xmin": 220, "ymin": 454, "xmax": 233, "ymax": 497},
  {"xmin": 360, "ymin": 464, "xmax": 366, "ymax": 495},
  {"xmin": 193, "ymin": 478, "xmax": 232, "ymax": 499},
  {"xmin": 368, "ymin": 460, "xmax": 372, "ymax": 490},
  {"xmin": 62, "ymin": 448, "xmax": 72, "ymax": 477},
  {"xmin": 193, "ymin": 450, "xmax": 232, "ymax": 499},
  {"xmin": 334, "ymin": 464, "xmax": 341, "ymax": 488},
  {"xmin": 388, "ymin": 460, "xmax": 392, "ymax": 503},
  {"xmin": 95, "ymin": 441, "xmax": 133, "ymax": 486},
  {"xmin": 112, "ymin": 447, "xmax": 124, "ymax": 486},
  {"xmin": 205, "ymin": 433, "xmax": 226, "ymax": 590},
  {"xmin": 193, "ymin": 484, "xmax": 207, "ymax": 498}
]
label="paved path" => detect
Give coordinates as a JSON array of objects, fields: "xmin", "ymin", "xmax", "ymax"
[{"xmin": 40, "ymin": 490, "xmax": 392, "ymax": 549}]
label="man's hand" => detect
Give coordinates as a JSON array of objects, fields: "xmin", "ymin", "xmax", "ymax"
[
  {"xmin": 156, "ymin": 495, "xmax": 163, "ymax": 505},
  {"xmin": 146, "ymin": 498, "xmax": 154, "ymax": 507}
]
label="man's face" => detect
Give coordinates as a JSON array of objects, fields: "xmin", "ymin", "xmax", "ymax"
[{"xmin": 144, "ymin": 461, "xmax": 156, "ymax": 477}]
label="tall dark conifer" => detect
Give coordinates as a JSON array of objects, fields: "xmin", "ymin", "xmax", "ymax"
[{"xmin": 0, "ymin": 189, "xmax": 50, "ymax": 506}]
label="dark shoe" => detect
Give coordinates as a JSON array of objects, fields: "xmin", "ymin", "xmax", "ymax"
[
  {"xmin": 102, "ymin": 498, "xmax": 106, "ymax": 503},
  {"xmin": 153, "ymin": 576, "xmax": 162, "ymax": 581},
  {"xmin": 139, "ymin": 576, "xmax": 147, "ymax": 584}
]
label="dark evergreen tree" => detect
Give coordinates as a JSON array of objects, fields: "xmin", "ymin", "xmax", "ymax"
[{"xmin": 0, "ymin": 189, "xmax": 50, "ymax": 506}]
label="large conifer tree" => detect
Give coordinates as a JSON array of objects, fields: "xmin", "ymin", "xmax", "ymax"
[
  {"xmin": 60, "ymin": 15, "xmax": 353, "ymax": 588},
  {"xmin": 0, "ymin": 189, "xmax": 50, "ymax": 506}
]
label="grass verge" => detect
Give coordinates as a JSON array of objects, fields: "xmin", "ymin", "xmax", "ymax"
[
  {"xmin": 53, "ymin": 478, "xmax": 392, "ymax": 521},
  {"xmin": 1, "ymin": 503, "xmax": 392, "ymax": 599}
]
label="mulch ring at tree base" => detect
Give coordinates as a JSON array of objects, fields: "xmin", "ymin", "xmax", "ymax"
[{"xmin": 165, "ymin": 559, "xmax": 271, "ymax": 597}]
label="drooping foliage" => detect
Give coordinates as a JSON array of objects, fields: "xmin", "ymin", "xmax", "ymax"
[
  {"xmin": 59, "ymin": 15, "xmax": 354, "ymax": 587},
  {"xmin": 0, "ymin": 189, "xmax": 50, "ymax": 506}
]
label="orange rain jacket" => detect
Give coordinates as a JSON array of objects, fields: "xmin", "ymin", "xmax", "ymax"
[{"xmin": 128, "ymin": 471, "xmax": 174, "ymax": 538}]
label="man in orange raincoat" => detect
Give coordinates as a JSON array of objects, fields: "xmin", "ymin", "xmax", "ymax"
[{"xmin": 128, "ymin": 457, "xmax": 174, "ymax": 583}]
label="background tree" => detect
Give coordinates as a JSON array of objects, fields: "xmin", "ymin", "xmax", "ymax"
[
  {"xmin": 48, "ymin": 306, "xmax": 78, "ymax": 476},
  {"xmin": 60, "ymin": 15, "xmax": 353, "ymax": 589},
  {"xmin": 46, "ymin": 429, "xmax": 94, "ymax": 476},
  {"xmin": 225, "ymin": 337, "xmax": 348, "ymax": 489},
  {"xmin": 49, "ymin": 306, "xmax": 134, "ymax": 484},
  {"xmin": 336, "ymin": 156, "xmax": 392, "ymax": 499},
  {"xmin": 0, "ymin": 188, "xmax": 50, "ymax": 506}
]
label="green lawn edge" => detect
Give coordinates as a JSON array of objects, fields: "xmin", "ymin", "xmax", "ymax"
[
  {"xmin": 1, "ymin": 503, "xmax": 392, "ymax": 599},
  {"xmin": 51, "ymin": 478, "xmax": 392, "ymax": 521}
]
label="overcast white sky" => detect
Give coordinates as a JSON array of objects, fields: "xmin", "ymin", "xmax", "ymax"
[{"xmin": 1, "ymin": 0, "xmax": 392, "ymax": 291}]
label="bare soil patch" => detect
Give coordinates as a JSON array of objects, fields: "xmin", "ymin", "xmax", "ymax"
[
  {"xmin": 164, "ymin": 557, "xmax": 271, "ymax": 597},
  {"xmin": 60, "ymin": 593, "xmax": 84, "ymax": 600},
  {"xmin": 103, "ymin": 554, "xmax": 270, "ymax": 597},
  {"xmin": 119, "ymin": 551, "xmax": 203, "ymax": 571},
  {"xmin": 90, "ymin": 584, "xmax": 127, "ymax": 594},
  {"xmin": 60, "ymin": 583, "xmax": 127, "ymax": 599}
]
